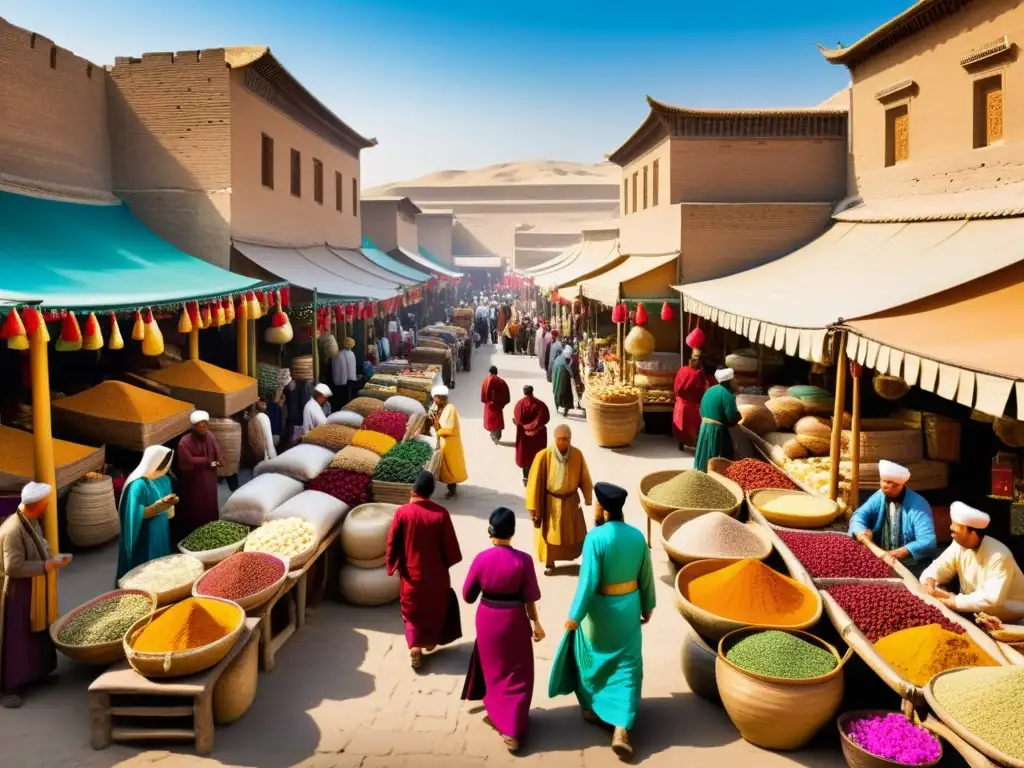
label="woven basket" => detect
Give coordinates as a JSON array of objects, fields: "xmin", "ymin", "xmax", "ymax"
[
  {"xmin": 145, "ymin": 381, "xmax": 257, "ymax": 419},
  {"xmin": 661, "ymin": 515, "xmax": 771, "ymax": 568},
  {"xmin": 124, "ymin": 597, "xmax": 245, "ymax": 679},
  {"xmin": 841, "ymin": 429, "xmax": 923, "ymax": 464},
  {"xmin": 584, "ymin": 394, "xmax": 640, "ymax": 448},
  {"xmin": 178, "ymin": 536, "xmax": 247, "ymax": 567},
  {"xmin": 291, "ymin": 355, "xmax": 314, "ymax": 382},
  {"xmin": 52, "ymin": 402, "xmax": 193, "ymax": 452},
  {"xmin": 193, "ymin": 555, "xmax": 288, "ymax": 611},
  {"xmin": 50, "ymin": 589, "xmax": 158, "ymax": 666},
  {"xmin": 66, "ymin": 474, "xmax": 120, "ymax": 548},
  {"xmin": 208, "ymin": 418, "xmax": 241, "ymax": 477},
  {"xmin": 118, "ymin": 554, "xmax": 205, "ymax": 607},
  {"xmin": 837, "ymin": 710, "xmax": 943, "ymax": 768},
  {"xmin": 924, "ymin": 414, "xmax": 961, "ymax": 461},
  {"xmin": 839, "ymin": 459, "xmax": 948, "ymax": 491},
  {"xmin": 638, "ymin": 470, "xmax": 743, "ymax": 527},
  {"xmin": 371, "ymin": 480, "xmax": 414, "ymax": 505},
  {"xmin": 213, "ymin": 629, "xmax": 259, "ymax": 725}
]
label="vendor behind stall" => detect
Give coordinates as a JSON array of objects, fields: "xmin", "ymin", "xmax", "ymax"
[
  {"xmin": 922, "ymin": 501, "xmax": 1024, "ymax": 623},
  {"xmin": 693, "ymin": 368, "xmax": 741, "ymax": 472},
  {"xmin": 850, "ymin": 460, "xmax": 937, "ymax": 577}
]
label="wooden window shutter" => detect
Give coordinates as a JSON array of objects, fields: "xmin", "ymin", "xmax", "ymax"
[
  {"xmin": 894, "ymin": 112, "xmax": 909, "ymax": 162},
  {"xmin": 987, "ymin": 86, "xmax": 1004, "ymax": 144}
]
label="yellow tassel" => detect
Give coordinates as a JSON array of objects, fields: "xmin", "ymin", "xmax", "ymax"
[
  {"xmin": 214, "ymin": 300, "xmax": 226, "ymax": 327},
  {"xmin": 200, "ymin": 304, "xmax": 213, "ymax": 329},
  {"xmin": 142, "ymin": 315, "xmax": 164, "ymax": 356},
  {"xmin": 132, "ymin": 311, "xmax": 145, "ymax": 341},
  {"xmin": 82, "ymin": 312, "xmax": 104, "ymax": 351},
  {"xmin": 236, "ymin": 296, "xmax": 248, "ymax": 322},
  {"xmin": 7, "ymin": 335, "xmax": 28, "ymax": 351},
  {"xmin": 177, "ymin": 307, "xmax": 193, "ymax": 334},
  {"xmin": 247, "ymin": 293, "xmax": 261, "ymax": 320},
  {"xmin": 225, "ymin": 297, "xmax": 236, "ymax": 324},
  {"xmin": 108, "ymin": 313, "xmax": 124, "ymax": 350}
]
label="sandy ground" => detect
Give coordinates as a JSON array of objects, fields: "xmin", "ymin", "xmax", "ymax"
[{"xmin": 2, "ymin": 343, "xmax": 859, "ymax": 768}]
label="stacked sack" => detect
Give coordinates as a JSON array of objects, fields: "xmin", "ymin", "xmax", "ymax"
[{"xmin": 339, "ymin": 503, "xmax": 400, "ymax": 606}]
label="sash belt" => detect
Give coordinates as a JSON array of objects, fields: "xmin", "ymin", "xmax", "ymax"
[
  {"xmin": 546, "ymin": 489, "xmax": 577, "ymax": 499},
  {"xmin": 598, "ymin": 580, "xmax": 638, "ymax": 596},
  {"xmin": 702, "ymin": 417, "xmax": 723, "ymax": 426}
]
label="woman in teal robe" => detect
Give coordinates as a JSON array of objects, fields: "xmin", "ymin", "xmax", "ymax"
[
  {"xmin": 549, "ymin": 482, "xmax": 655, "ymax": 759},
  {"xmin": 116, "ymin": 446, "xmax": 176, "ymax": 583},
  {"xmin": 551, "ymin": 346, "xmax": 574, "ymax": 416},
  {"xmin": 693, "ymin": 368, "xmax": 741, "ymax": 472}
]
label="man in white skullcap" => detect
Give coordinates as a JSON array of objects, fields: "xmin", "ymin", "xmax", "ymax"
[
  {"xmin": 850, "ymin": 459, "xmax": 937, "ymax": 575},
  {"xmin": 175, "ymin": 409, "xmax": 224, "ymax": 541},
  {"xmin": 430, "ymin": 384, "xmax": 466, "ymax": 498},
  {"xmin": 693, "ymin": 367, "xmax": 741, "ymax": 472},
  {"xmin": 921, "ymin": 501, "xmax": 1024, "ymax": 622},
  {"xmin": 302, "ymin": 383, "xmax": 332, "ymax": 435}
]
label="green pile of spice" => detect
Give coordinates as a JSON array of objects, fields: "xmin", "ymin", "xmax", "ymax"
[
  {"xmin": 933, "ymin": 666, "xmax": 1024, "ymax": 761},
  {"xmin": 648, "ymin": 470, "xmax": 735, "ymax": 509},
  {"xmin": 182, "ymin": 520, "xmax": 250, "ymax": 552},
  {"xmin": 58, "ymin": 594, "xmax": 153, "ymax": 646},
  {"xmin": 383, "ymin": 440, "xmax": 433, "ymax": 466},
  {"xmin": 726, "ymin": 630, "xmax": 837, "ymax": 680}
]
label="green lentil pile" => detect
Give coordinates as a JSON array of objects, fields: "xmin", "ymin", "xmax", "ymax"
[
  {"xmin": 932, "ymin": 666, "xmax": 1024, "ymax": 761},
  {"xmin": 726, "ymin": 630, "xmax": 837, "ymax": 680},
  {"xmin": 648, "ymin": 470, "xmax": 736, "ymax": 509},
  {"xmin": 182, "ymin": 520, "xmax": 250, "ymax": 552},
  {"xmin": 373, "ymin": 440, "xmax": 434, "ymax": 483},
  {"xmin": 385, "ymin": 440, "xmax": 433, "ymax": 465},
  {"xmin": 58, "ymin": 594, "xmax": 152, "ymax": 646}
]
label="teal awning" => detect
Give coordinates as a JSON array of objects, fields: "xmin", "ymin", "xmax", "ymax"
[
  {"xmin": 360, "ymin": 236, "xmax": 430, "ymax": 282},
  {"xmin": 0, "ymin": 190, "xmax": 265, "ymax": 311},
  {"xmin": 419, "ymin": 246, "xmax": 463, "ymax": 278}
]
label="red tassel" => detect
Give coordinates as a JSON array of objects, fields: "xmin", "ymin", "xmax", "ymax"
[
  {"xmin": 268, "ymin": 291, "xmax": 277, "ymax": 308},
  {"xmin": 201, "ymin": 304, "xmax": 213, "ymax": 328},
  {"xmin": 187, "ymin": 301, "xmax": 199, "ymax": 325},
  {"xmin": 61, "ymin": 312, "xmax": 82, "ymax": 343},
  {"xmin": 635, "ymin": 302, "xmax": 648, "ymax": 326},
  {"xmin": 0, "ymin": 308, "xmax": 25, "ymax": 340},
  {"xmin": 661, "ymin": 301, "xmax": 673, "ymax": 321},
  {"xmin": 280, "ymin": 287, "xmax": 290, "ymax": 308},
  {"xmin": 611, "ymin": 303, "xmax": 624, "ymax": 324},
  {"xmin": 144, "ymin": 308, "xmax": 154, "ymax": 324},
  {"xmin": 345, "ymin": 304, "xmax": 356, "ymax": 319},
  {"xmin": 334, "ymin": 305, "xmax": 344, "ymax": 324},
  {"xmin": 271, "ymin": 308, "xmax": 288, "ymax": 328}
]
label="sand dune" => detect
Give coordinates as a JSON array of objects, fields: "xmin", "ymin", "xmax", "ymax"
[
  {"xmin": 366, "ymin": 159, "xmax": 618, "ymax": 195},
  {"xmin": 817, "ymin": 88, "xmax": 851, "ymax": 110}
]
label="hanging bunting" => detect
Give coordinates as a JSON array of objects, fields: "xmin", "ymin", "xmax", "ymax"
[
  {"xmin": 280, "ymin": 286, "xmax": 291, "ymax": 308},
  {"xmin": 108, "ymin": 312, "xmax": 124, "ymax": 350},
  {"xmin": 132, "ymin": 310, "xmax": 145, "ymax": 341},
  {"xmin": 82, "ymin": 312, "xmax": 104, "ymax": 351},
  {"xmin": 1, "ymin": 308, "xmax": 28, "ymax": 350},
  {"xmin": 345, "ymin": 303, "xmax": 356, "ymax": 321},
  {"xmin": 55, "ymin": 312, "xmax": 83, "ymax": 352},
  {"xmin": 178, "ymin": 306, "xmax": 193, "ymax": 335},
  {"xmin": 201, "ymin": 303, "xmax": 213, "ymax": 329},
  {"xmin": 661, "ymin": 302, "xmax": 674, "ymax": 322},
  {"xmin": 225, "ymin": 295, "xmax": 236, "ymax": 324},
  {"xmin": 214, "ymin": 299, "xmax": 226, "ymax": 327},
  {"xmin": 141, "ymin": 309, "xmax": 164, "ymax": 356}
]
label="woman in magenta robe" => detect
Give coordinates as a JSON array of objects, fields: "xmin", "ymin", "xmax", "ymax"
[
  {"xmin": 672, "ymin": 355, "xmax": 710, "ymax": 452},
  {"xmin": 480, "ymin": 365, "xmax": 511, "ymax": 443},
  {"xmin": 385, "ymin": 471, "xmax": 463, "ymax": 670},
  {"xmin": 173, "ymin": 412, "xmax": 224, "ymax": 542},
  {"xmin": 513, "ymin": 385, "xmax": 550, "ymax": 486},
  {"xmin": 461, "ymin": 507, "xmax": 544, "ymax": 753}
]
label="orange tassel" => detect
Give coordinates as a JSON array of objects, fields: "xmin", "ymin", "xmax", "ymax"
[
  {"xmin": 178, "ymin": 307, "xmax": 193, "ymax": 335},
  {"xmin": 0, "ymin": 308, "xmax": 26, "ymax": 340},
  {"xmin": 213, "ymin": 299, "xmax": 226, "ymax": 327},
  {"xmin": 82, "ymin": 312, "xmax": 104, "ymax": 351},
  {"xmin": 56, "ymin": 312, "xmax": 83, "ymax": 352},
  {"xmin": 225, "ymin": 296, "xmax": 236, "ymax": 324},
  {"xmin": 246, "ymin": 291, "xmax": 261, "ymax": 320},
  {"xmin": 22, "ymin": 309, "xmax": 49, "ymax": 343},
  {"xmin": 236, "ymin": 295, "xmax": 248, "ymax": 322},
  {"xmin": 132, "ymin": 311, "xmax": 145, "ymax": 341},
  {"xmin": 108, "ymin": 313, "xmax": 124, "ymax": 350},
  {"xmin": 201, "ymin": 304, "xmax": 213, "ymax": 328}
]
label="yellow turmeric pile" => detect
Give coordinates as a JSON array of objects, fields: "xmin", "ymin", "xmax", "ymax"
[
  {"xmin": 0, "ymin": 425, "xmax": 97, "ymax": 473},
  {"xmin": 148, "ymin": 360, "xmax": 255, "ymax": 393},
  {"xmin": 686, "ymin": 558, "xmax": 819, "ymax": 625},
  {"xmin": 351, "ymin": 429, "xmax": 397, "ymax": 457},
  {"xmin": 132, "ymin": 597, "xmax": 239, "ymax": 653},
  {"xmin": 53, "ymin": 381, "xmax": 192, "ymax": 424},
  {"xmin": 874, "ymin": 623, "xmax": 997, "ymax": 686}
]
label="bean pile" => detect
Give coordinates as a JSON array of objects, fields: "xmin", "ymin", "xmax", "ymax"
[
  {"xmin": 648, "ymin": 470, "xmax": 735, "ymax": 509},
  {"xmin": 844, "ymin": 713, "xmax": 942, "ymax": 765},
  {"xmin": 725, "ymin": 630, "xmax": 836, "ymax": 680},
  {"xmin": 666, "ymin": 514, "xmax": 766, "ymax": 559},
  {"xmin": 351, "ymin": 430, "xmax": 397, "ymax": 457},
  {"xmin": 196, "ymin": 552, "xmax": 285, "ymax": 601},
  {"xmin": 374, "ymin": 457, "xmax": 423, "ymax": 484},
  {"xmin": 302, "ymin": 424, "xmax": 356, "ymax": 451},
  {"xmin": 362, "ymin": 409, "xmax": 410, "ymax": 441},
  {"xmin": 723, "ymin": 459, "xmax": 798, "ymax": 492},
  {"xmin": 933, "ymin": 667, "xmax": 1024, "ymax": 761},
  {"xmin": 58, "ymin": 594, "xmax": 152, "ymax": 646},
  {"xmin": 181, "ymin": 520, "xmax": 249, "ymax": 553},
  {"xmin": 777, "ymin": 531, "xmax": 893, "ymax": 579},
  {"xmin": 245, "ymin": 517, "xmax": 317, "ymax": 559},
  {"xmin": 342, "ymin": 397, "xmax": 385, "ymax": 417},
  {"xmin": 119, "ymin": 554, "xmax": 204, "ymax": 594},
  {"xmin": 308, "ymin": 469, "xmax": 372, "ymax": 506},
  {"xmin": 826, "ymin": 584, "xmax": 964, "ymax": 642},
  {"xmin": 330, "ymin": 446, "xmax": 381, "ymax": 475}
]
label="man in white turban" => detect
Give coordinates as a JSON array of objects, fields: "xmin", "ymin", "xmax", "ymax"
[
  {"xmin": 850, "ymin": 459, "xmax": 937, "ymax": 575},
  {"xmin": 175, "ymin": 409, "xmax": 224, "ymax": 542},
  {"xmin": 922, "ymin": 501, "xmax": 1024, "ymax": 622},
  {"xmin": 431, "ymin": 385, "xmax": 466, "ymax": 498},
  {"xmin": 302, "ymin": 383, "xmax": 332, "ymax": 435},
  {"xmin": 693, "ymin": 367, "xmax": 740, "ymax": 472}
]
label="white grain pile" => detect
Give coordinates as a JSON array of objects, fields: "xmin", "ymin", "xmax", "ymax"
[{"xmin": 667, "ymin": 514, "xmax": 765, "ymax": 558}]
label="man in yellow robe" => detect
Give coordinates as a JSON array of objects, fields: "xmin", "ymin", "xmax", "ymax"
[
  {"xmin": 431, "ymin": 385, "xmax": 467, "ymax": 499},
  {"xmin": 526, "ymin": 424, "xmax": 593, "ymax": 575}
]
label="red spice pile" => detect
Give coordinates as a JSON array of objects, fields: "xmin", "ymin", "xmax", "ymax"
[
  {"xmin": 362, "ymin": 410, "xmax": 410, "ymax": 441},
  {"xmin": 723, "ymin": 459, "xmax": 799, "ymax": 492},
  {"xmin": 196, "ymin": 552, "xmax": 285, "ymax": 601},
  {"xmin": 778, "ymin": 531, "xmax": 894, "ymax": 579},
  {"xmin": 826, "ymin": 583, "xmax": 964, "ymax": 642},
  {"xmin": 308, "ymin": 469, "xmax": 372, "ymax": 507}
]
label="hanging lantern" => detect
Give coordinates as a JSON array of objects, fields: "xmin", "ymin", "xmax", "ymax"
[
  {"xmin": 225, "ymin": 296, "xmax": 236, "ymax": 324},
  {"xmin": 177, "ymin": 307, "xmax": 193, "ymax": 335},
  {"xmin": 685, "ymin": 326, "xmax": 705, "ymax": 351},
  {"xmin": 132, "ymin": 310, "xmax": 145, "ymax": 341},
  {"xmin": 201, "ymin": 303, "xmax": 213, "ymax": 329},
  {"xmin": 108, "ymin": 313, "xmax": 124, "ymax": 350},
  {"xmin": 82, "ymin": 312, "xmax": 104, "ymax": 351},
  {"xmin": 214, "ymin": 299, "xmax": 226, "ymax": 327},
  {"xmin": 255, "ymin": 289, "xmax": 268, "ymax": 316},
  {"xmin": 346, "ymin": 304, "xmax": 356, "ymax": 320},
  {"xmin": 22, "ymin": 308, "xmax": 50, "ymax": 343},
  {"xmin": 141, "ymin": 309, "xmax": 164, "ymax": 356},
  {"xmin": 1, "ymin": 308, "xmax": 28, "ymax": 350},
  {"xmin": 661, "ymin": 301, "xmax": 674, "ymax": 322},
  {"xmin": 265, "ymin": 304, "xmax": 293, "ymax": 345},
  {"xmin": 611, "ymin": 303, "xmax": 625, "ymax": 324},
  {"xmin": 634, "ymin": 302, "xmax": 649, "ymax": 326},
  {"xmin": 56, "ymin": 312, "xmax": 83, "ymax": 352}
]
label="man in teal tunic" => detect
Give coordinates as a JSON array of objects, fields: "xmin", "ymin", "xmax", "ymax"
[
  {"xmin": 549, "ymin": 482, "xmax": 655, "ymax": 759},
  {"xmin": 693, "ymin": 367, "xmax": 741, "ymax": 472},
  {"xmin": 116, "ymin": 446, "xmax": 177, "ymax": 583}
]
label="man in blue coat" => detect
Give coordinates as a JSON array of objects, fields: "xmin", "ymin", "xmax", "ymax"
[{"xmin": 849, "ymin": 459, "xmax": 937, "ymax": 576}]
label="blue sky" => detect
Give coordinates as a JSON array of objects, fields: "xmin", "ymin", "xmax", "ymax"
[{"xmin": 3, "ymin": 0, "xmax": 910, "ymax": 187}]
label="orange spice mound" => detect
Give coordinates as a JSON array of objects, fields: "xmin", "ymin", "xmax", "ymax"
[
  {"xmin": 874, "ymin": 623, "xmax": 998, "ymax": 686},
  {"xmin": 686, "ymin": 558, "xmax": 819, "ymax": 625},
  {"xmin": 148, "ymin": 360, "xmax": 255, "ymax": 393},
  {"xmin": 133, "ymin": 598, "xmax": 238, "ymax": 653},
  {"xmin": 0, "ymin": 425, "xmax": 98, "ymax": 473},
  {"xmin": 53, "ymin": 381, "xmax": 192, "ymax": 424}
]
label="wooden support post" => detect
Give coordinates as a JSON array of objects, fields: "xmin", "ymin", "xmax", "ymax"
[
  {"xmin": 188, "ymin": 328, "xmax": 199, "ymax": 361},
  {"xmin": 247, "ymin": 319, "xmax": 256, "ymax": 381},
  {"xmin": 30, "ymin": 322, "xmax": 59, "ymax": 554},
  {"xmin": 235, "ymin": 300, "xmax": 248, "ymax": 376},
  {"xmin": 850, "ymin": 362, "xmax": 862, "ymax": 514},
  {"xmin": 828, "ymin": 332, "xmax": 849, "ymax": 502},
  {"xmin": 311, "ymin": 290, "xmax": 320, "ymax": 383}
]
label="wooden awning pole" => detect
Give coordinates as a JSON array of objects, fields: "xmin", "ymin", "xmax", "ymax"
[
  {"xmin": 235, "ymin": 298, "xmax": 249, "ymax": 376},
  {"xmin": 188, "ymin": 328, "xmax": 199, "ymax": 361},
  {"xmin": 828, "ymin": 331, "xmax": 848, "ymax": 502},
  {"xmin": 850, "ymin": 361, "xmax": 863, "ymax": 514},
  {"xmin": 311, "ymin": 290, "xmax": 320, "ymax": 383},
  {"xmin": 30, "ymin": 323, "xmax": 59, "ymax": 554}
]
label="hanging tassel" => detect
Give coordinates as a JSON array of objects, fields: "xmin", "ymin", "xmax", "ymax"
[
  {"xmin": 268, "ymin": 291, "xmax": 277, "ymax": 308},
  {"xmin": 56, "ymin": 312, "xmax": 83, "ymax": 352},
  {"xmin": 334, "ymin": 305, "xmax": 344, "ymax": 324},
  {"xmin": 661, "ymin": 301, "xmax": 674, "ymax": 321},
  {"xmin": 22, "ymin": 309, "xmax": 49, "ymax": 343},
  {"xmin": 610, "ymin": 303, "xmax": 624, "ymax": 324},
  {"xmin": 256, "ymin": 290, "xmax": 268, "ymax": 316},
  {"xmin": 132, "ymin": 310, "xmax": 145, "ymax": 341},
  {"xmin": 225, "ymin": 296, "xmax": 236, "ymax": 324},
  {"xmin": 178, "ymin": 307, "xmax": 193, "ymax": 335},
  {"xmin": 2, "ymin": 308, "xmax": 28, "ymax": 351},
  {"xmin": 82, "ymin": 312, "xmax": 104, "ymax": 351},
  {"xmin": 236, "ymin": 295, "xmax": 248, "ymax": 322},
  {"xmin": 280, "ymin": 286, "xmax": 291, "ymax": 308},
  {"xmin": 108, "ymin": 313, "xmax": 124, "ymax": 350},
  {"xmin": 142, "ymin": 309, "xmax": 164, "ymax": 356},
  {"xmin": 214, "ymin": 299, "xmax": 226, "ymax": 327},
  {"xmin": 635, "ymin": 302, "xmax": 649, "ymax": 326},
  {"xmin": 187, "ymin": 301, "xmax": 200, "ymax": 328},
  {"xmin": 201, "ymin": 303, "xmax": 213, "ymax": 329},
  {"xmin": 265, "ymin": 305, "xmax": 293, "ymax": 344},
  {"xmin": 247, "ymin": 291, "xmax": 261, "ymax": 320}
]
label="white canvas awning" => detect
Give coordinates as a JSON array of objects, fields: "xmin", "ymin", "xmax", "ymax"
[
  {"xmin": 453, "ymin": 255, "xmax": 502, "ymax": 268},
  {"xmin": 581, "ymin": 252, "xmax": 679, "ymax": 307},
  {"xmin": 541, "ymin": 237, "xmax": 624, "ymax": 290},
  {"xmin": 391, "ymin": 247, "xmax": 463, "ymax": 278}
]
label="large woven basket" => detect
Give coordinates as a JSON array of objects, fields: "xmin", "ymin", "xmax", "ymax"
[
  {"xmin": 837, "ymin": 710, "xmax": 943, "ymax": 768},
  {"xmin": 66, "ymin": 474, "xmax": 120, "ymax": 548},
  {"xmin": 840, "ymin": 429, "xmax": 923, "ymax": 464},
  {"xmin": 661, "ymin": 514, "xmax": 771, "ymax": 568},
  {"xmin": 124, "ymin": 596, "xmax": 245, "ymax": 679},
  {"xmin": 584, "ymin": 394, "xmax": 640, "ymax": 448},
  {"xmin": 208, "ymin": 418, "xmax": 242, "ymax": 477},
  {"xmin": 50, "ymin": 588, "xmax": 158, "ymax": 666},
  {"xmin": 924, "ymin": 413, "xmax": 961, "ymax": 462},
  {"xmin": 213, "ymin": 630, "xmax": 259, "ymax": 725},
  {"xmin": 291, "ymin": 355, "xmax": 314, "ymax": 382}
]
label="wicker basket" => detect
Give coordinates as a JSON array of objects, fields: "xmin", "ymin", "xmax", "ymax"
[
  {"xmin": 371, "ymin": 480, "xmax": 414, "ymax": 505},
  {"xmin": 840, "ymin": 429, "xmax": 923, "ymax": 464},
  {"xmin": 194, "ymin": 554, "xmax": 288, "ymax": 611},
  {"xmin": 50, "ymin": 589, "xmax": 158, "ymax": 665},
  {"xmin": 716, "ymin": 627, "xmax": 850, "ymax": 751},
  {"xmin": 208, "ymin": 418, "xmax": 242, "ymax": 477},
  {"xmin": 291, "ymin": 355, "xmax": 314, "ymax": 382},
  {"xmin": 213, "ymin": 629, "xmax": 259, "ymax": 725},
  {"xmin": 837, "ymin": 710, "xmax": 943, "ymax": 768},
  {"xmin": 584, "ymin": 394, "xmax": 640, "ymax": 448},
  {"xmin": 66, "ymin": 474, "xmax": 120, "ymax": 548},
  {"xmin": 118, "ymin": 554, "xmax": 205, "ymax": 606},
  {"xmin": 124, "ymin": 597, "xmax": 246, "ymax": 679},
  {"xmin": 924, "ymin": 413, "xmax": 961, "ymax": 462},
  {"xmin": 638, "ymin": 470, "xmax": 744, "ymax": 527},
  {"xmin": 748, "ymin": 488, "xmax": 840, "ymax": 530},
  {"xmin": 661, "ymin": 514, "xmax": 772, "ymax": 568}
]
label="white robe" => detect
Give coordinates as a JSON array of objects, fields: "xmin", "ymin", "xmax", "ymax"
[
  {"xmin": 921, "ymin": 536, "xmax": 1024, "ymax": 622},
  {"xmin": 302, "ymin": 397, "xmax": 328, "ymax": 435},
  {"xmin": 255, "ymin": 412, "xmax": 277, "ymax": 460}
]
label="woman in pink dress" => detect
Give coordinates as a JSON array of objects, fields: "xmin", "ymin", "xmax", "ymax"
[{"xmin": 461, "ymin": 508, "xmax": 544, "ymax": 753}]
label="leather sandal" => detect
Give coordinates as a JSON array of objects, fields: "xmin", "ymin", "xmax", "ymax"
[
  {"xmin": 612, "ymin": 727, "xmax": 633, "ymax": 760},
  {"xmin": 410, "ymin": 649, "xmax": 423, "ymax": 670}
]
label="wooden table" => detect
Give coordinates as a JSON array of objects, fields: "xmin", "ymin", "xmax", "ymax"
[{"xmin": 88, "ymin": 618, "xmax": 260, "ymax": 755}]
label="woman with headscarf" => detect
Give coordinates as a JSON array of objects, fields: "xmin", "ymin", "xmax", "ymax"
[
  {"xmin": 551, "ymin": 345, "xmax": 575, "ymax": 417},
  {"xmin": 513, "ymin": 385, "xmax": 550, "ymax": 486},
  {"xmin": 461, "ymin": 507, "xmax": 544, "ymax": 753},
  {"xmin": 546, "ymin": 332, "xmax": 564, "ymax": 384},
  {"xmin": 693, "ymin": 368, "xmax": 741, "ymax": 472},
  {"xmin": 116, "ymin": 446, "xmax": 177, "ymax": 582}
]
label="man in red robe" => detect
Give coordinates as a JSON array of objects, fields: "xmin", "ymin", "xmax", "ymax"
[
  {"xmin": 481, "ymin": 365, "xmax": 511, "ymax": 443},
  {"xmin": 385, "ymin": 471, "xmax": 463, "ymax": 671},
  {"xmin": 173, "ymin": 411, "xmax": 224, "ymax": 542},
  {"xmin": 513, "ymin": 385, "xmax": 550, "ymax": 486},
  {"xmin": 672, "ymin": 353, "xmax": 711, "ymax": 452}
]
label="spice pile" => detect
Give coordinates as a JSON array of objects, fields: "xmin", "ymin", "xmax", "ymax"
[
  {"xmin": 932, "ymin": 667, "xmax": 1024, "ymax": 761},
  {"xmin": 362, "ymin": 410, "xmax": 409, "ymax": 441},
  {"xmin": 58, "ymin": 594, "xmax": 153, "ymax": 646},
  {"xmin": 302, "ymin": 424, "xmax": 357, "ymax": 451},
  {"xmin": 726, "ymin": 630, "xmax": 836, "ymax": 679},
  {"xmin": 351, "ymin": 430, "xmax": 397, "ymax": 457},
  {"xmin": 777, "ymin": 531, "xmax": 893, "ymax": 579},
  {"xmin": 307, "ymin": 469, "xmax": 372, "ymax": 506},
  {"xmin": 843, "ymin": 713, "xmax": 942, "ymax": 765},
  {"xmin": 722, "ymin": 459, "xmax": 798, "ymax": 492},
  {"xmin": 147, "ymin": 359, "xmax": 254, "ymax": 393},
  {"xmin": 373, "ymin": 440, "xmax": 435, "ymax": 484},
  {"xmin": 119, "ymin": 554, "xmax": 204, "ymax": 594},
  {"xmin": 343, "ymin": 397, "xmax": 385, "ymax": 418},
  {"xmin": 245, "ymin": 517, "xmax": 318, "ymax": 560},
  {"xmin": 53, "ymin": 381, "xmax": 192, "ymax": 424},
  {"xmin": 826, "ymin": 584, "xmax": 963, "ymax": 642},
  {"xmin": 181, "ymin": 520, "xmax": 249, "ymax": 552},
  {"xmin": 196, "ymin": 552, "xmax": 286, "ymax": 601},
  {"xmin": 666, "ymin": 514, "xmax": 767, "ymax": 559},
  {"xmin": 132, "ymin": 597, "xmax": 238, "ymax": 653},
  {"xmin": 648, "ymin": 471, "xmax": 735, "ymax": 510},
  {"xmin": 757, "ymin": 491, "xmax": 836, "ymax": 520},
  {"xmin": 686, "ymin": 558, "xmax": 819, "ymax": 626},
  {"xmin": 330, "ymin": 446, "xmax": 381, "ymax": 475},
  {"xmin": 874, "ymin": 623, "xmax": 996, "ymax": 686}
]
